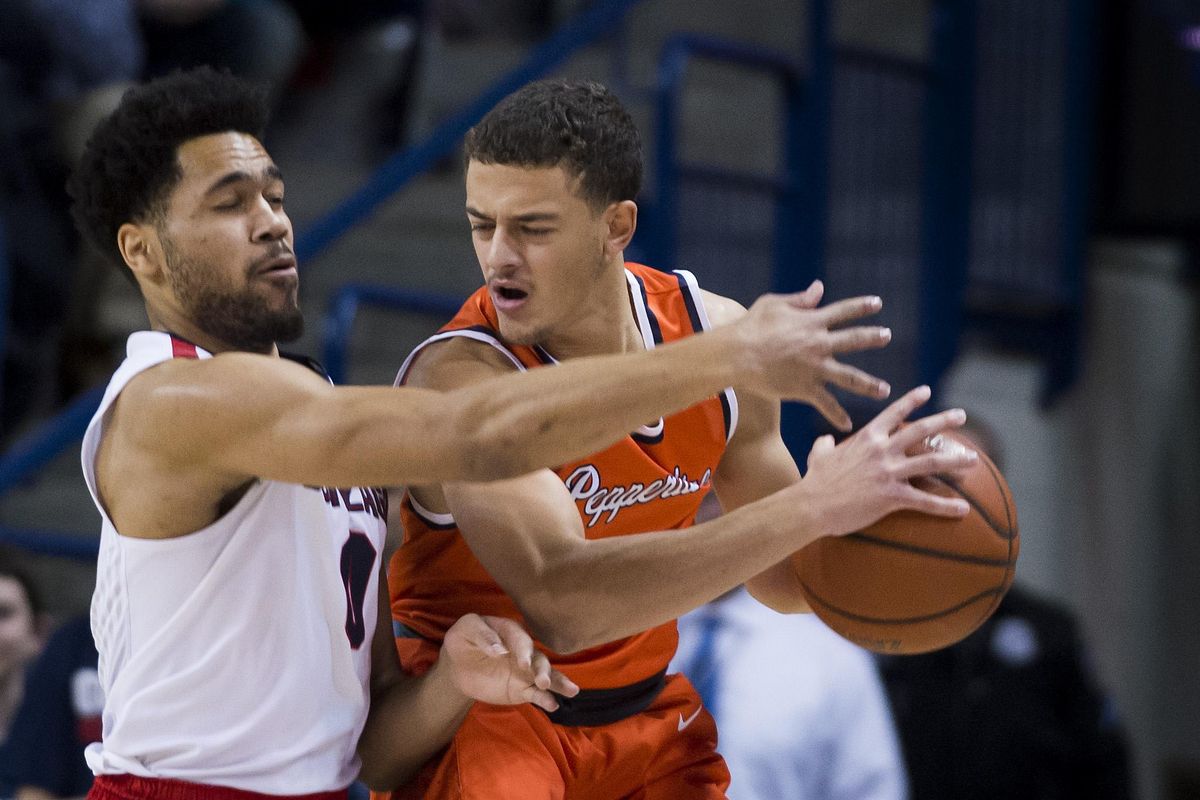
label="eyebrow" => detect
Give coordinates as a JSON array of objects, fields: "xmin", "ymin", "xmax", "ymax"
[
  {"xmin": 204, "ymin": 165, "xmax": 284, "ymax": 196},
  {"xmin": 465, "ymin": 206, "xmax": 559, "ymax": 222}
]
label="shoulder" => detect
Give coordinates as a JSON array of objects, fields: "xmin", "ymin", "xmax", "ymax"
[
  {"xmin": 698, "ymin": 289, "xmax": 746, "ymax": 329},
  {"xmin": 118, "ymin": 351, "xmax": 328, "ymax": 423},
  {"xmin": 403, "ymin": 333, "xmax": 522, "ymax": 392},
  {"xmin": 105, "ymin": 351, "xmax": 334, "ymax": 473}
]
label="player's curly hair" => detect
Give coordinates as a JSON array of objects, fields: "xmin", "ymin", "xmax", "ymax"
[
  {"xmin": 464, "ymin": 79, "xmax": 643, "ymax": 208},
  {"xmin": 68, "ymin": 66, "xmax": 269, "ymax": 273}
]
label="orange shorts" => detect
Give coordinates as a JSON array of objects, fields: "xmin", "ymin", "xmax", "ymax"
[{"xmin": 374, "ymin": 638, "xmax": 730, "ymax": 800}]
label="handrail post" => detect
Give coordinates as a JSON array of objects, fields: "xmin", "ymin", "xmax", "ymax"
[
  {"xmin": 778, "ymin": 0, "xmax": 832, "ymax": 459},
  {"xmin": 653, "ymin": 43, "xmax": 686, "ymax": 271},
  {"xmin": 1048, "ymin": 0, "xmax": 1097, "ymax": 405},
  {"xmin": 919, "ymin": 0, "xmax": 976, "ymax": 393},
  {"xmin": 655, "ymin": 34, "xmax": 805, "ymax": 276},
  {"xmin": 297, "ymin": 0, "xmax": 649, "ymax": 264}
]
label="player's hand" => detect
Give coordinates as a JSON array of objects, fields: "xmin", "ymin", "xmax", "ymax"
[
  {"xmin": 797, "ymin": 385, "xmax": 978, "ymax": 537},
  {"xmin": 734, "ymin": 281, "xmax": 893, "ymax": 431},
  {"xmin": 440, "ymin": 614, "xmax": 579, "ymax": 712}
]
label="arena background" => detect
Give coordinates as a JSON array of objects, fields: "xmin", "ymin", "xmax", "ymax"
[{"xmin": 1, "ymin": 1, "xmax": 1197, "ymax": 797}]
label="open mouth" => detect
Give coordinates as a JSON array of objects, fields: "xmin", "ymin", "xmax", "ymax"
[{"xmin": 495, "ymin": 286, "xmax": 528, "ymax": 301}]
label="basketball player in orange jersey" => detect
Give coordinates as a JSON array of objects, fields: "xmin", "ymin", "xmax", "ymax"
[
  {"xmin": 65, "ymin": 67, "xmax": 927, "ymax": 800},
  {"xmin": 379, "ymin": 79, "xmax": 978, "ymax": 800}
]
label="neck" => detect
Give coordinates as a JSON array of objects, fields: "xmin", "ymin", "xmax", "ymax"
[
  {"xmin": 538, "ymin": 259, "xmax": 645, "ymax": 361},
  {"xmin": 146, "ymin": 303, "xmax": 278, "ymax": 357}
]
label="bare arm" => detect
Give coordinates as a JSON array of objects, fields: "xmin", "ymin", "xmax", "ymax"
[
  {"xmin": 704, "ymin": 291, "xmax": 809, "ymax": 612},
  {"xmin": 440, "ymin": 469, "xmax": 820, "ymax": 654},
  {"xmin": 356, "ymin": 566, "xmax": 577, "ymax": 790},
  {"xmin": 413, "ymin": 340, "xmax": 977, "ymax": 655},
  {"xmin": 710, "ymin": 388, "xmax": 812, "ymax": 613},
  {"xmin": 119, "ymin": 284, "xmax": 888, "ymax": 491}
]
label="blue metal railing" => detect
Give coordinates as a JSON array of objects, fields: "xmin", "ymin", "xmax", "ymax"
[
  {"xmin": 961, "ymin": 0, "xmax": 1093, "ymax": 405},
  {"xmin": 651, "ymin": 32, "xmax": 811, "ymax": 457},
  {"xmin": 323, "ymin": 284, "xmax": 463, "ymax": 385},
  {"xmin": 919, "ymin": 0, "xmax": 977, "ymax": 390},
  {"xmin": 298, "ymin": 0, "xmax": 649, "ymax": 264},
  {"xmin": 0, "ymin": 385, "xmax": 104, "ymax": 559},
  {"xmin": 652, "ymin": 33, "xmax": 805, "ymax": 284},
  {"xmin": 0, "ymin": 0, "xmax": 649, "ymax": 560},
  {"xmin": 0, "ymin": 0, "xmax": 1099, "ymax": 563}
]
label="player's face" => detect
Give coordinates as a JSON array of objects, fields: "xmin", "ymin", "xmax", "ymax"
[
  {"xmin": 158, "ymin": 132, "xmax": 302, "ymax": 352},
  {"xmin": 465, "ymin": 161, "xmax": 610, "ymax": 345},
  {"xmin": 0, "ymin": 577, "xmax": 37, "ymax": 680}
]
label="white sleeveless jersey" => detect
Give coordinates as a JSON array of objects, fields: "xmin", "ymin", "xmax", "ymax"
[{"xmin": 81, "ymin": 331, "xmax": 387, "ymax": 793}]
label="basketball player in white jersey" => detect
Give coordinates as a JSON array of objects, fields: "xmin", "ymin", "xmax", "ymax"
[{"xmin": 65, "ymin": 67, "xmax": 904, "ymax": 799}]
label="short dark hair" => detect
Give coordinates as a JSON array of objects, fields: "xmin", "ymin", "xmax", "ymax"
[
  {"xmin": 464, "ymin": 79, "xmax": 643, "ymax": 208},
  {"xmin": 68, "ymin": 67, "xmax": 270, "ymax": 272}
]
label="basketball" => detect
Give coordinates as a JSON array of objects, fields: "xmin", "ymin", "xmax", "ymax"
[{"xmin": 792, "ymin": 429, "xmax": 1019, "ymax": 654}]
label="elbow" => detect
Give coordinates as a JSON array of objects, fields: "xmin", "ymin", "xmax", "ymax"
[
  {"xmin": 745, "ymin": 574, "xmax": 813, "ymax": 614},
  {"xmin": 528, "ymin": 619, "xmax": 586, "ymax": 656},
  {"xmin": 516, "ymin": 591, "xmax": 594, "ymax": 656},
  {"xmin": 531, "ymin": 627, "xmax": 590, "ymax": 657}
]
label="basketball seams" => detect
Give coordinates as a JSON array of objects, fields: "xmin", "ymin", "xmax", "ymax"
[
  {"xmin": 948, "ymin": 453, "xmax": 1020, "ymax": 633},
  {"xmin": 799, "ymin": 582, "xmax": 1005, "ymax": 626},
  {"xmin": 931, "ymin": 466, "xmax": 1015, "ymax": 542},
  {"xmin": 794, "ymin": 430, "xmax": 1020, "ymax": 654},
  {"xmin": 845, "ymin": 531, "xmax": 1011, "ymax": 567}
]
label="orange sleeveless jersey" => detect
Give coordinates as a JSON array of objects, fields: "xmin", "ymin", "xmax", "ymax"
[{"xmin": 388, "ymin": 263, "xmax": 737, "ymax": 689}]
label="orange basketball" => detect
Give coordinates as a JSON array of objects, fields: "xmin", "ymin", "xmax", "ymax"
[{"xmin": 792, "ymin": 429, "xmax": 1019, "ymax": 654}]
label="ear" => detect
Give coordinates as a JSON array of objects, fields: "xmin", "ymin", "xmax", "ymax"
[
  {"xmin": 602, "ymin": 200, "xmax": 638, "ymax": 257},
  {"xmin": 117, "ymin": 221, "xmax": 163, "ymax": 283}
]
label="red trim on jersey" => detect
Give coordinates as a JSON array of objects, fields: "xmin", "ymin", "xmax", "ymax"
[
  {"xmin": 170, "ymin": 337, "xmax": 198, "ymax": 360},
  {"xmin": 88, "ymin": 774, "xmax": 348, "ymax": 800}
]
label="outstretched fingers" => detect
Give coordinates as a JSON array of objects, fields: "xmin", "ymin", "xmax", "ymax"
[
  {"xmin": 814, "ymin": 294, "xmax": 883, "ymax": 327},
  {"xmin": 826, "ymin": 325, "xmax": 892, "ymax": 355},
  {"xmin": 520, "ymin": 652, "xmax": 580, "ymax": 712},
  {"xmin": 899, "ymin": 446, "xmax": 978, "ymax": 481},
  {"xmin": 891, "ymin": 407, "xmax": 968, "ymax": 453},
  {"xmin": 781, "ymin": 280, "xmax": 826, "ymax": 310},
  {"xmin": 897, "ymin": 481, "xmax": 970, "ymax": 518},
  {"xmin": 808, "ymin": 387, "xmax": 853, "ymax": 432},
  {"xmin": 483, "ymin": 615, "xmax": 534, "ymax": 671},
  {"xmin": 867, "ymin": 385, "xmax": 933, "ymax": 434},
  {"xmin": 821, "ymin": 360, "xmax": 891, "ymax": 400}
]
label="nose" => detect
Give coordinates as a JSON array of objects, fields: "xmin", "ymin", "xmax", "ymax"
[
  {"xmin": 483, "ymin": 226, "xmax": 521, "ymax": 272},
  {"xmin": 252, "ymin": 197, "xmax": 290, "ymax": 243}
]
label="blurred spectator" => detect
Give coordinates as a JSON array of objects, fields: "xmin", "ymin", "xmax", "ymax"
[
  {"xmin": 285, "ymin": 0, "xmax": 430, "ymax": 154},
  {"xmin": 0, "ymin": 0, "xmax": 304, "ymax": 437},
  {"xmin": 672, "ymin": 587, "xmax": 908, "ymax": 800},
  {"xmin": 879, "ymin": 584, "xmax": 1133, "ymax": 800},
  {"xmin": 139, "ymin": 1, "xmax": 305, "ymax": 105},
  {"xmin": 0, "ymin": 616, "xmax": 98, "ymax": 800},
  {"xmin": 878, "ymin": 418, "xmax": 1134, "ymax": 800},
  {"xmin": 428, "ymin": 0, "xmax": 554, "ymax": 41},
  {"xmin": 0, "ymin": 552, "xmax": 43, "ymax": 740}
]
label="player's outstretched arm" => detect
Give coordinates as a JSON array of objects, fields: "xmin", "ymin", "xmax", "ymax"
[
  {"xmin": 356, "ymin": 573, "xmax": 578, "ymax": 790},
  {"xmin": 120, "ymin": 281, "xmax": 891, "ymax": 493},
  {"xmin": 412, "ymin": 322, "xmax": 975, "ymax": 654}
]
